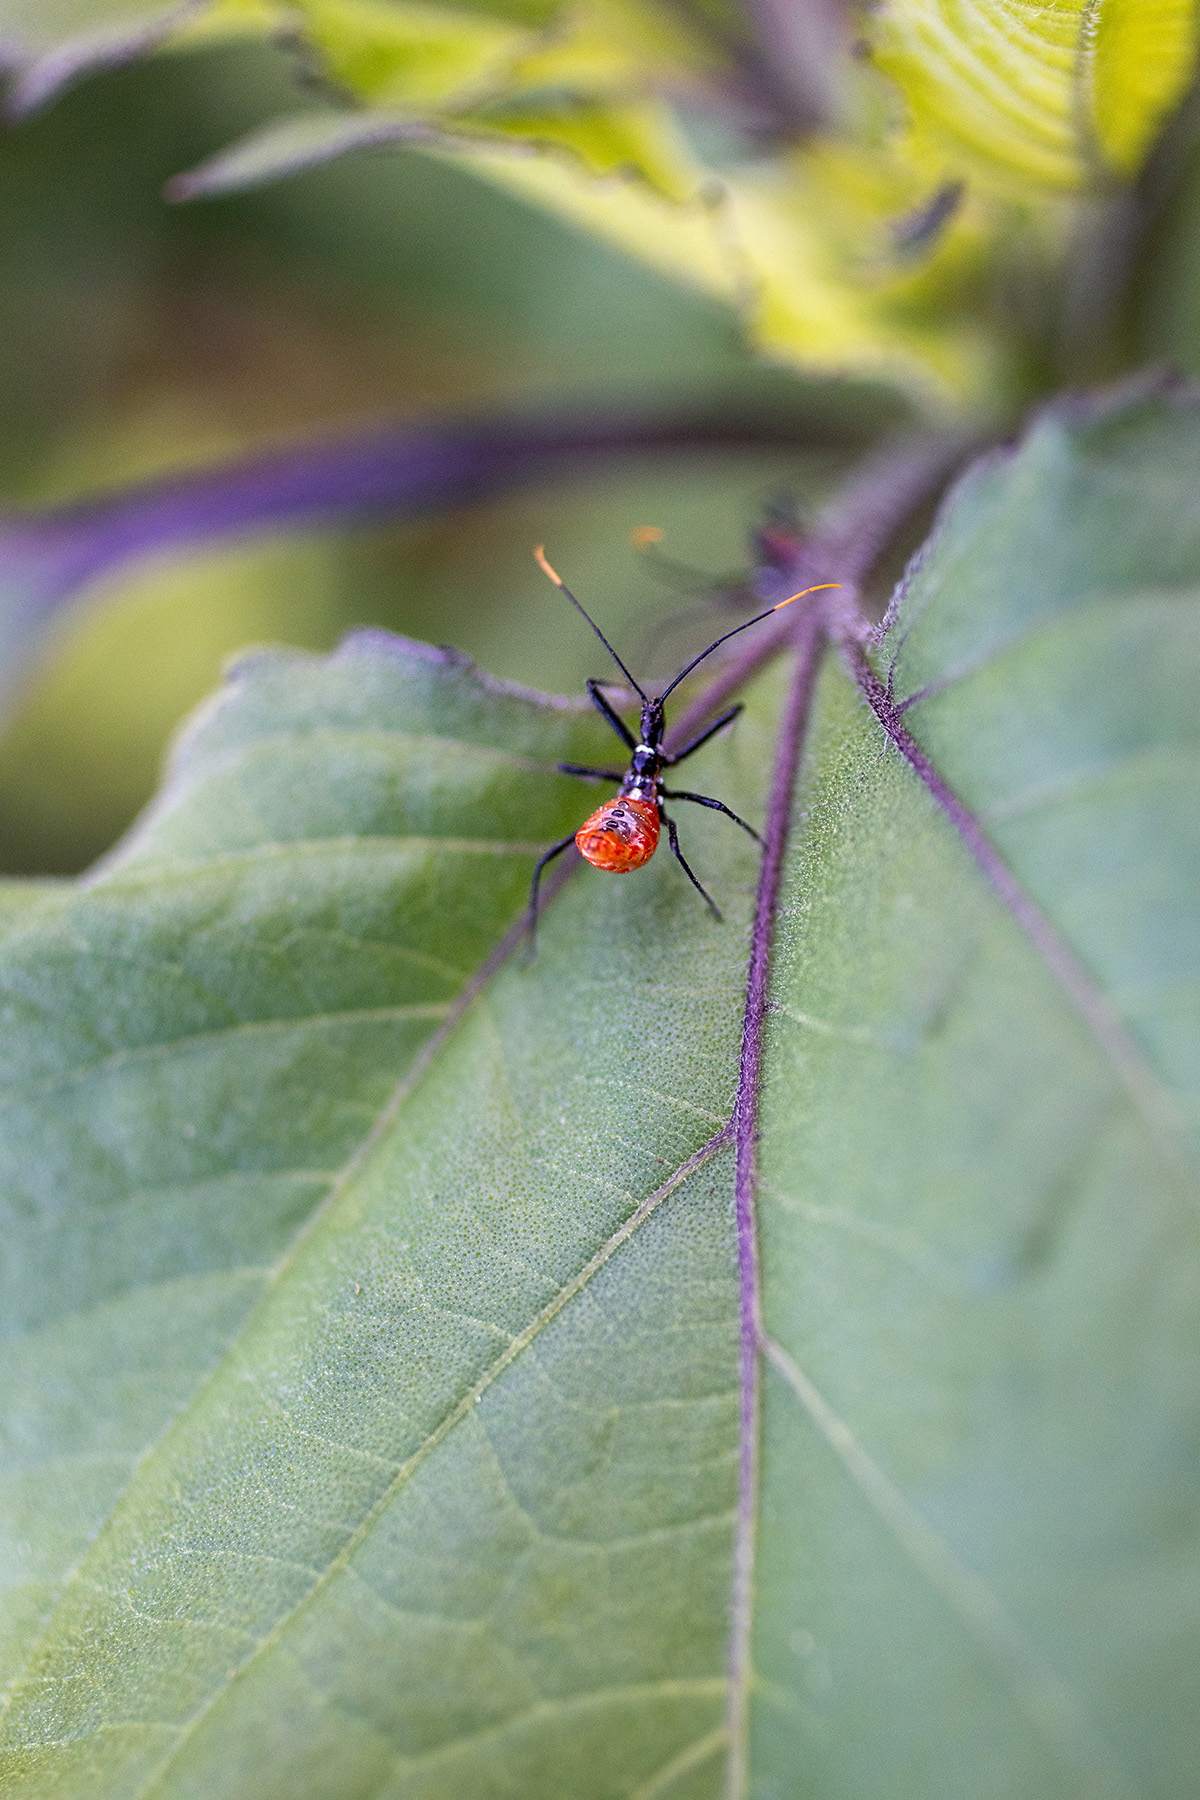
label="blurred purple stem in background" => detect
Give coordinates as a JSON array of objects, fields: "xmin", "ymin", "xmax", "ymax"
[
  {"xmin": 0, "ymin": 401, "xmax": 857, "ymax": 709},
  {"xmin": 739, "ymin": 0, "xmax": 850, "ymax": 133}
]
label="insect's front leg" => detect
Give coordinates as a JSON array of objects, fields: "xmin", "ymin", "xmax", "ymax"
[
  {"xmin": 586, "ymin": 679, "xmax": 638, "ymax": 750},
  {"xmin": 662, "ymin": 704, "xmax": 742, "ymax": 766},
  {"xmin": 558, "ymin": 763, "xmax": 624, "ymax": 783}
]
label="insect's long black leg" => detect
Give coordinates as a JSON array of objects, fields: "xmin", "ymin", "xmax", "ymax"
[
  {"xmin": 661, "ymin": 810, "xmax": 722, "ymax": 921},
  {"xmin": 587, "ymin": 678, "xmax": 638, "ymax": 751},
  {"xmin": 662, "ymin": 704, "xmax": 742, "ymax": 766},
  {"xmin": 528, "ymin": 833, "xmax": 577, "ymax": 944},
  {"xmin": 557, "ymin": 763, "xmax": 624, "ymax": 782},
  {"xmin": 660, "ymin": 788, "xmax": 762, "ymax": 843}
]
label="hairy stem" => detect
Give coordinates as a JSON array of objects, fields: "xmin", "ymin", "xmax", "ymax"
[
  {"xmin": 725, "ymin": 612, "xmax": 824, "ymax": 1797},
  {"xmin": 721, "ymin": 430, "xmax": 967, "ymax": 1795},
  {"xmin": 668, "ymin": 431, "xmax": 967, "ymax": 751}
]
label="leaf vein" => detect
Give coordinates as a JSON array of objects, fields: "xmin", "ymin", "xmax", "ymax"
[
  {"xmin": 97, "ymin": 835, "xmax": 559, "ymax": 884},
  {"xmin": 119, "ymin": 1129, "xmax": 734, "ymax": 1799},
  {"xmin": 631, "ymin": 1726, "xmax": 729, "ymax": 1800},
  {"xmin": 0, "ymin": 1004, "xmax": 452, "ymax": 1105}
]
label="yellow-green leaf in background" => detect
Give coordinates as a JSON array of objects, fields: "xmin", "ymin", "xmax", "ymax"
[
  {"xmin": 434, "ymin": 133, "xmax": 736, "ymax": 293},
  {"xmin": 871, "ymin": 0, "xmax": 1200, "ymax": 194},
  {"xmin": 723, "ymin": 140, "xmax": 1003, "ymax": 405},
  {"xmin": 479, "ymin": 97, "xmax": 701, "ymax": 197},
  {"xmin": 286, "ymin": 0, "xmax": 715, "ymax": 195},
  {"xmin": 285, "ymin": 0, "xmax": 716, "ymax": 117},
  {"xmin": 153, "ymin": 0, "xmax": 1200, "ymax": 416},
  {"xmin": 292, "ymin": 0, "xmax": 529, "ymax": 111},
  {"xmin": 503, "ymin": 0, "xmax": 719, "ymax": 95},
  {"xmin": 451, "ymin": 119, "xmax": 1004, "ymax": 405},
  {"xmin": 180, "ymin": 0, "xmax": 286, "ymax": 38},
  {"xmin": 1087, "ymin": 0, "xmax": 1200, "ymax": 172}
]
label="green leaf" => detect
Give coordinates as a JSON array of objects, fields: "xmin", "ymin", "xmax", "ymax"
[
  {"xmin": 0, "ymin": 625, "xmax": 777, "ymax": 1795},
  {"xmin": 169, "ymin": 97, "xmax": 704, "ymax": 206},
  {"xmin": 0, "ymin": 629, "xmax": 635, "ymax": 1705},
  {"xmin": 720, "ymin": 143, "xmax": 1004, "ymax": 408},
  {"xmin": 160, "ymin": 0, "xmax": 1034, "ymax": 407},
  {"xmin": 0, "ymin": 0, "xmax": 275, "ymax": 115},
  {"xmin": 294, "ymin": 0, "xmax": 529, "ymax": 111},
  {"xmin": 870, "ymin": 0, "xmax": 1200, "ymax": 192},
  {"xmin": 424, "ymin": 129, "xmax": 733, "ymax": 293},
  {"xmin": 170, "ymin": 2, "xmax": 716, "ymax": 218},
  {"xmin": 163, "ymin": 109, "xmax": 444, "ymax": 199},
  {"xmin": 474, "ymin": 99, "xmax": 701, "ymax": 199},
  {"xmin": 3, "ymin": 391, "xmax": 1200, "ymax": 1797},
  {"xmin": 753, "ymin": 388, "xmax": 1200, "ymax": 1794}
]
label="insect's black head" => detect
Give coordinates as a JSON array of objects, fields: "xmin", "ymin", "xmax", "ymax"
[{"xmin": 639, "ymin": 698, "xmax": 665, "ymax": 748}]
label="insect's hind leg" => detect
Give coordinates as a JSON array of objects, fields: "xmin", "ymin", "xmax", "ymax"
[
  {"xmin": 660, "ymin": 788, "xmax": 761, "ymax": 843},
  {"xmin": 528, "ymin": 833, "xmax": 577, "ymax": 949},
  {"xmin": 661, "ymin": 811, "xmax": 722, "ymax": 921}
]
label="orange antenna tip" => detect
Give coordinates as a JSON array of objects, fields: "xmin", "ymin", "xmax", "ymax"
[
  {"xmin": 771, "ymin": 581, "xmax": 844, "ymax": 612},
  {"xmin": 631, "ymin": 525, "xmax": 665, "ymax": 547},
  {"xmin": 534, "ymin": 545, "xmax": 563, "ymax": 586}
]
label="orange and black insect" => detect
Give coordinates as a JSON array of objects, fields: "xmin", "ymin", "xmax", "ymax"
[{"xmin": 529, "ymin": 544, "xmax": 839, "ymax": 925}]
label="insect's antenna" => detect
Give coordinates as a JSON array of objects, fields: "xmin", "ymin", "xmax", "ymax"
[
  {"xmin": 535, "ymin": 546, "xmax": 647, "ymax": 700},
  {"xmin": 655, "ymin": 583, "xmax": 844, "ymax": 705}
]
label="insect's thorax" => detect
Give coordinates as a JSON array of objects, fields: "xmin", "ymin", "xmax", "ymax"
[{"xmin": 620, "ymin": 740, "xmax": 661, "ymax": 802}]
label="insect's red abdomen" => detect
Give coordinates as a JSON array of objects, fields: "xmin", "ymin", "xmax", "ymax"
[{"xmin": 576, "ymin": 796, "xmax": 660, "ymax": 872}]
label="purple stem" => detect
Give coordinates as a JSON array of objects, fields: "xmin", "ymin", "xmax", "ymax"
[
  {"xmin": 739, "ymin": 0, "xmax": 850, "ymax": 134},
  {"xmin": 0, "ymin": 402, "xmax": 851, "ymax": 634},
  {"xmin": 667, "ymin": 430, "xmax": 969, "ymax": 751},
  {"xmin": 725, "ymin": 609, "xmax": 825, "ymax": 1795},
  {"xmin": 719, "ymin": 431, "xmax": 972, "ymax": 1791}
]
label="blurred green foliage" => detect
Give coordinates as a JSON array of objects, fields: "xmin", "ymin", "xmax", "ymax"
[
  {"xmin": 0, "ymin": 41, "xmax": 879, "ymax": 874},
  {"xmin": 3, "ymin": 0, "xmax": 1196, "ymax": 874}
]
